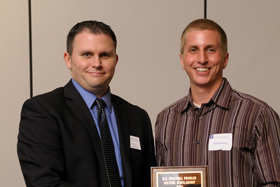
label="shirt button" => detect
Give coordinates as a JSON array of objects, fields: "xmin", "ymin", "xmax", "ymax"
[
  {"xmin": 199, "ymin": 116, "xmax": 203, "ymax": 120},
  {"xmin": 196, "ymin": 141, "xmax": 200, "ymax": 144}
]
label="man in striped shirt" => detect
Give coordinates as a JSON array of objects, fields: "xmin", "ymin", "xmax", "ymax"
[{"xmin": 155, "ymin": 19, "xmax": 280, "ymax": 187}]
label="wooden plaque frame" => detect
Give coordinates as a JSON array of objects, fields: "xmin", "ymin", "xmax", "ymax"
[{"xmin": 151, "ymin": 166, "xmax": 208, "ymax": 187}]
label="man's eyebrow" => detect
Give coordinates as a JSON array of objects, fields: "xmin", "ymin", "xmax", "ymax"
[
  {"xmin": 187, "ymin": 45, "xmax": 198, "ymax": 48},
  {"xmin": 205, "ymin": 44, "xmax": 216, "ymax": 47},
  {"xmin": 204, "ymin": 45, "xmax": 215, "ymax": 49}
]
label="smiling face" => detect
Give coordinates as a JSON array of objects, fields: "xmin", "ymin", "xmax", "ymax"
[
  {"xmin": 180, "ymin": 29, "xmax": 229, "ymax": 92},
  {"xmin": 64, "ymin": 31, "xmax": 118, "ymax": 97}
]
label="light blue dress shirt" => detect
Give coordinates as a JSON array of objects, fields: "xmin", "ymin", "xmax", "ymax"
[{"xmin": 72, "ymin": 79, "xmax": 124, "ymax": 186}]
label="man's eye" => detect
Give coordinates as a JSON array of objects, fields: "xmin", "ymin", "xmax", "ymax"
[
  {"xmin": 190, "ymin": 48, "xmax": 197, "ymax": 52},
  {"xmin": 208, "ymin": 48, "xmax": 215, "ymax": 52},
  {"xmin": 101, "ymin": 53, "xmax": 109, "ymax": 58},
  {"xmin": 83, "ymin": 53, "xmax": 91, "ymax": 57}
]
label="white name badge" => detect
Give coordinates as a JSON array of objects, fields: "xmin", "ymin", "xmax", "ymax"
[
  {"xmin": 208, "ymin": 133, "xmax": 232, "ymax": 151},
  {"xmin": 130, "ymin": 135, "xmax": 141, "ymax": 150}
]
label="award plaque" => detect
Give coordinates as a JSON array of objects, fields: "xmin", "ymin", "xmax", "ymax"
[{"xmin": 151, "ymin": 166, "xmax": 208, "ymax": 187}]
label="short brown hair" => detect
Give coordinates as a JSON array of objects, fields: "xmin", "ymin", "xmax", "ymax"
[
  {"xmin": 180, "ymin": 19, "xmax": 227, "ymax": 55},
  {"xmin": 66, "ymin": 20, "xmax": 117, "ymax": 56}
]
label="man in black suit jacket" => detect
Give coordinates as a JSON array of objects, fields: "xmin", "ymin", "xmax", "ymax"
[{"xmin": 17, "ymin": 20, "xmax": 156, "ymax": 187}]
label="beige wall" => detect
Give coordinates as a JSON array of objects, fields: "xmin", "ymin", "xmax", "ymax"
[
  {"xmin": 1, "ymin": 0, "xmax": 279, "ymax": 186},
  {"xmin": 0, "ymin": 0, "xmax": 29, "ymax": 186},
  {"xmin": 208, "ymin": 0, "xmax": 280, "ymax": 114}
]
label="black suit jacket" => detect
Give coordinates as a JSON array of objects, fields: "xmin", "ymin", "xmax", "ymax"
[{"xmin": 17, "ymin": 80, "xmax": 156, "ymax": 187}]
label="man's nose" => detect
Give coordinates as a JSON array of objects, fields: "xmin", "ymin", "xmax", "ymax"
[
  {"xmin": 197, "ymin": 51, "xmax": 208, "ymax": 64},
  {"xmin": 91, "ymin": 56, "xmax": 102, "ymax": 67}
]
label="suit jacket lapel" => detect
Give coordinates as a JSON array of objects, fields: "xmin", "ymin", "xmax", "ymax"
[
  {"xmin": 112, "ymin": 95, "xmax": 132, "ymax": 187},
  {"xmin": 63, "ymin": 81, "xmax": 132, "ymax": 186},
  {"xmin": 63, "ymin": 81, "xmax": 104, "ymax": 163}
]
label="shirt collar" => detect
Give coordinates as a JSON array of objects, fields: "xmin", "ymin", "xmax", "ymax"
[
  {"xmin": 71, "ymin": 79, "xmax": 113, "ymax": 113},
  {"xmin": 183, "ymin": 78, "xmax": 232, "ymax": 112},
  {"xmin": 211, "ymin": 78, "xmax": 232, "ymax": 109}
]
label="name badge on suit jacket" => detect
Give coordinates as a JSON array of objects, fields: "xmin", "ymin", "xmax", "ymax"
[{"xmin": 130, "ymin": 135, "xmax": 141, "ymax": 150}]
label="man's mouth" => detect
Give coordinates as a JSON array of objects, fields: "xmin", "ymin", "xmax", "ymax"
[{"xmin": 195, "ymin": 68, "xmax": 210, "ymax": 72}]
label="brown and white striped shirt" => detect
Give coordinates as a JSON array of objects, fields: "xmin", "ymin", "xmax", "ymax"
[{"xmin": 155, "ymin": 78, "xmax": 280, "ymax": 187}]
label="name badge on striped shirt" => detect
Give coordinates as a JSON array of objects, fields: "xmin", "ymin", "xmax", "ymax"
[{"xmin": 208, "ymin": 133, "xmax": 232, "ymax": 151}]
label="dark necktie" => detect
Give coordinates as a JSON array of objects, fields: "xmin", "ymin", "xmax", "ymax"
[{"xmin": 96, "ymin": 98, "xmax": 121, "ymax": 187}]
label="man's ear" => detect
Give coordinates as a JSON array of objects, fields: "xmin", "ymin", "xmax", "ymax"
[
  {"xmin": 223, "ymin": 52, "xmax": 229, "ymax": 69},
  {"xmin": 116, "ymin": 54, "xmax": 119, "ymax": 65},
  {"xmin": 64, "ymin": 52, "xmax": 71, "ymax": 70},
  {"xmin": 179, "ymin": 54, "xmax": 185, "ymax": 70}
]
